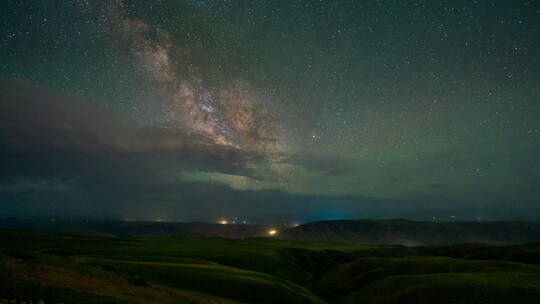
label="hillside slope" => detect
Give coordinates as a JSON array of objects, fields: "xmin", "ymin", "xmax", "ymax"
[{"xmin": 319, "ymin": 256, "xmax": 540, "ymax": 304}]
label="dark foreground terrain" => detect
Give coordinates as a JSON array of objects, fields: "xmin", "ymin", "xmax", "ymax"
[{"xmin": 1, "ymin": 226, "xmax": 540, "ymax": 304}]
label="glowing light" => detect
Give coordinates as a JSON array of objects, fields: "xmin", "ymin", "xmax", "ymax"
[
  {"xmin": 268, "ymin": 229, "xmax": 277, "ymax": 236},
  {"xmin": 219, "ymin": 220, "xmax": 228, "ymax": 225}
]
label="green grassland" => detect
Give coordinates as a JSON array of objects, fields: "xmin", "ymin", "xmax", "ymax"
[
  {"xmin": 0, "ymin": 229, "xmax": 539, "ymax": 303},
  {"xmin": 319, "ymin": 256, "xmax": 540, "ymax": 303}
]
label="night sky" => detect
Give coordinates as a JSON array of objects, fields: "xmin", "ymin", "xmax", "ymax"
[{"xmin": 1, "ymin": 0, "xmax": 539, "ymax": 223}]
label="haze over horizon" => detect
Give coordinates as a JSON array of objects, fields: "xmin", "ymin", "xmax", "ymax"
[{"xmin": 1, "ymin": 0, "xmax": 539, "ymax": 223}]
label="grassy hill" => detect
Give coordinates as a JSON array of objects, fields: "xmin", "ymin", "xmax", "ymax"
[
  {"xmin": 319, "ymin": 256, "xmax": 540, "ymax": 302},
  {"xmin": 1, "ymin": 227, "xmax": 540, "ymax": 303},
  {"xmin": 341, "ymin": 272, "xmax": 540, "ymax": 304},
  {"xmin": 418, "ymin": 242, "xmax": 540, "ymax": 265},
  {"xmin": 0, "ymin": 249, "xmax": 240, "ymax": 304},
  {"xmin": 0, "ymin": 229, "xmax": 371, "ymax": 303}
]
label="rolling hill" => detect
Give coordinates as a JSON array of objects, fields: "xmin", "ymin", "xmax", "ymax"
[{"xmin": 1, "ymin": 228, "xmax": 540, "ymax": 303}]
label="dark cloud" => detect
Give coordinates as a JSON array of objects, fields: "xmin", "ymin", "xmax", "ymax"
[
  {"xmin": 0, "ymin": 175, "xmax": 406, "ymax": 223},
  {"xmin": 0, "ymin": 78, "xmax": 263, "ymax": 186},
  {"xmin": 283, "ymin": 151, "xmax": 358, "ymax": 176},
  {"xmin": 0, "ymin": 80, "xmax": 479, "ymax": 221}
]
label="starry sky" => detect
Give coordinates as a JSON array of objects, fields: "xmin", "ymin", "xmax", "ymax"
[{"xmin": 1, "ymin": 0, "xmax": 539, "ymax": 222}]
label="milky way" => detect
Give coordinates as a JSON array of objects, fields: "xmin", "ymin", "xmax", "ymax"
[{"xmin": 104, "ymin": 0, "xmax": 281, "ymax": 154}]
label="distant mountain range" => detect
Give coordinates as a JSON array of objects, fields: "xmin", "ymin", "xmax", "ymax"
[
  {"xmin": 279, "ymin": 219, "xmax": 540, "ymax": 246},
  {"xmin": 1, "ymin": 218, "xmax": 540, "ymax": 246}
]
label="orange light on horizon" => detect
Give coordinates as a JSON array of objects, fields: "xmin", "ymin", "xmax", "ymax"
[
  {"xmin": 268, "ymin": 229, "xmax": 277, "ymax": 236},
  {"xmin": 219, "ymin": 220, "xmax": 229, "ymax": 225}
]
